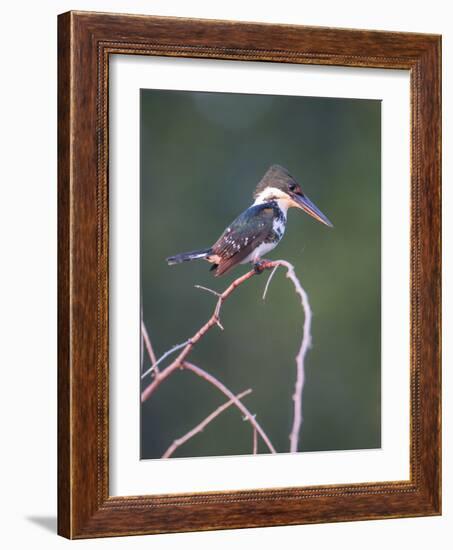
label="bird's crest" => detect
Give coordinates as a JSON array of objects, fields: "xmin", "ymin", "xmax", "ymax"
[{"xmin": 253, "ymin": 164, "xmax": 298, "ymax": 198}]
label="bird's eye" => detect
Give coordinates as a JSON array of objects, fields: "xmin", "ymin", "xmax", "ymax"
[{"xmin": 289, "ymin": 183, "xmax": 296, "ymax": 192}]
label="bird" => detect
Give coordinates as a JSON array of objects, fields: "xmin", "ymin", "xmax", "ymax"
[{"xmin": 166, "ymin": 164, "xmax": 333, "ymax": 277}]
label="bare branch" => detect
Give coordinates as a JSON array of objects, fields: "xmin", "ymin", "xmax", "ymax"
[
  {"xmin": 253, "ymin": 426, "xmax": 258, "ymax": 455},
  {"xmin": 162, "ymin": 388, "xmax": 252, "ymax": 458},
  {"xmin": 141, "ymin": 319, "xmax": 158, "ymax": 375},
  {"xmin": 141, "ymin": 258, "xmax": 311, "ymax": 455},
  {"xmin": 271, "ymin": 260, "xmax": 312, "ymax": 453},
  {"xmin": 141, "ymin": 340, "xmax": 190, "ymax": 380},
  {"xmin": 195, "ymin": 284, "xmax": 221, "ymax": 298},
  {"xmin": 262, "ymin": 264, "xmax": 280, "ymax": 300},
  {"xmin": 141, "ymin": 268, "xmax": 258, "ymax": 401},
  {"xmin": 182, "ymin": 361, "xmax": 276, "ymax": 454}
]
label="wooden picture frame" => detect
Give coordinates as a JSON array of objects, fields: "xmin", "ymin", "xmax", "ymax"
[{"xmin": 58, "ymin": 10, "xmax": 441, "ymax": 539}]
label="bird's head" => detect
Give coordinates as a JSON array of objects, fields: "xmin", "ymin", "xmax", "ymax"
[{"xmin": 253, "ymin": 164, "xmax": 333, "ymax": 227}]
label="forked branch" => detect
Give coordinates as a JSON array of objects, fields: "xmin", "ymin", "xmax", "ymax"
[
  {"xmin": 141, "ymin": 258, "xmax": 312, "ymax": 454},
  {"xmin": 262, "ymin": 261, "xmax": 312, "ymax": 452},
  {"xmin": 183, "ymin": 361, "xmax": 276, "ymax": 453},
  {"xmin": 162, "ymin": 388, "xmax": 252, "ymax": 458}
]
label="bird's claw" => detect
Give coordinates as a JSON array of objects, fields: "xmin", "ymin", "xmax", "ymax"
[{"xmin": 254, "ymin": 260, "xmax": 266, "ymax": 274}]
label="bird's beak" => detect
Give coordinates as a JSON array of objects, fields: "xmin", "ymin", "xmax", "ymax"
[{"xmin": 291, "ymin": 192, "xmax": 333, "ymax": 227}]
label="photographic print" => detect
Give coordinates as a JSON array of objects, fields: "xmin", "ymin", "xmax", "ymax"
[
  {"xmin": 140, "ymin": 88, "xmax": 381, "ymax": 460},
  {"xmin": 58, "ymin": 12, "xmax": 441, "ymax": 537}
]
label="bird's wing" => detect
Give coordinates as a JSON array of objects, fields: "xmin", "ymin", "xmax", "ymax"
[{"xmin": 211, "ymin": 204, "xmax": 275, "ymax": 276}]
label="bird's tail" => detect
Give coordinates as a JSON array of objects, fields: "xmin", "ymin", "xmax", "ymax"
[{"xmin": 166, "ymin": 247, "xmax": 212, "ymax": 265}]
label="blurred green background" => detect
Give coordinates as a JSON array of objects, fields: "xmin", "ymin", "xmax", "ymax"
[{"xmin": 140, "ymin": 89, "xmax": 381, "ymax": 459}]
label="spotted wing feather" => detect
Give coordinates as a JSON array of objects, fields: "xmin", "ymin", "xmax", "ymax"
[{"xmin": 211, "ymin": 204, "xmax": 275, "ymax": 276}]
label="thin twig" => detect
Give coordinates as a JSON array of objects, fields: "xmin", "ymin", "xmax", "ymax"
[
  {"xmin": 141, "ymin": 319, "xmax": 158, "ymax": 375},
  {"xmin": 262, "ymin": 264, "xmax": 280, "ymax": 300},
  {"xmin": 195, "ymin": 284, "xmax": 221, "ymax": 298},
  {"xmin": 195, "ymin": 285, "xmax": 224, "ymax": 329},
  {"xmin": 162, "ymin": 389, "xmax": 252, "ymax": 458},
  {"xmin": 182, "ymin": 361, "xmax": 276, "ymax": 453},
  {"xmin": 253, "ymin": 426, "xmax": 258, "ymax": 455},
  {"xmin": 141, "ymin": 340, "xmax": 190, "ymax": 380}
]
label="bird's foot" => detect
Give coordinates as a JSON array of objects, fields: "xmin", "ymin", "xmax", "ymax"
[{"xmin": 253, "ymin": 260, "xmax": 266, "ymax": 274}]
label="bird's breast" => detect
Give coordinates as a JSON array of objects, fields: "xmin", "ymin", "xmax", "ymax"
[
  {"xmin": 240, "ymin": 240, "xmax": 279, "ymax": 264},
  {"xmin": 271, "ymin": 216, "xmax": 286, "ymax": 241}
]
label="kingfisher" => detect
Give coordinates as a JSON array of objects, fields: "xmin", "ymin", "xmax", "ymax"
[{"xmin": 166, "ymin": 164, "xmax": 333, "ymax": 277}]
